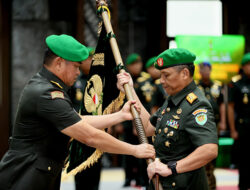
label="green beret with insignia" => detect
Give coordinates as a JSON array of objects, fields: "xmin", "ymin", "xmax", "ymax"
[
  {"xmin": 46, "ymin": 34, "xmax": 89, "ymax": 62},
  {"xmin": 154, "ymin": 48, "xmax": 196, "ymax": 70},
  {"xmin": 126, "ymin": 53, "xmax": 141, "ymax": 65},
  {"xmin": 87, "ymin": 47, "xmax": 95, "ymax": 56},
  {"xmin": 241, "ymin": 52, "xmax": 250, "ymax": 66},
  {"xmin": 145, "ymin": 56, "xmax": 157, "ymax": 69}
]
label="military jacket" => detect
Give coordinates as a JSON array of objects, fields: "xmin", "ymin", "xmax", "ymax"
[
  {"xmin": 228, "ymin": 74, "xmax": 250, "ymax": 136},
  {"xmin": 0, "ymin": 67, "xmax": 81, "ymax": 190},
  {"xmin": 150, "ymin": 81, "xmax": 218, "ymax": 190},
  {"xmin": 196, "ymin": 80, "xmax": 223, "ymax": 123}
]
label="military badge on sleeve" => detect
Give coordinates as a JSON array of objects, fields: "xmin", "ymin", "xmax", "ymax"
[{"xmin": 193, "ymin": 108, "xmax": 208, "ymax": 125}]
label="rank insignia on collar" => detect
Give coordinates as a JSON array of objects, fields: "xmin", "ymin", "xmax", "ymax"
[
  {"xmin": 176, "ymin": 108, "xmax": 182, "ymax": 114},
  {"xmin": 51, "ymin": 91, "xmax": 64, "ymax": 99},
  {"xmin": 166, "ymin": 119, "xmax": 179, "ymax": 129},
  {"xmin": 186, "ymin": 92, "xmax": 197, "ymax": 104},
  {"xmin": 172, "ymin": 115, "xmax": 180, "ymax": 120}
]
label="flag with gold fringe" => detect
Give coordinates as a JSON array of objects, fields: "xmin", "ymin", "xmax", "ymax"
[{"xmin": 62, "ymin": 22, "xmax": 125, "ymax": 179}]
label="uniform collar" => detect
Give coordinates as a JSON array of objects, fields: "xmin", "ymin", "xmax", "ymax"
[
  {"xmin": 169, "ymin": 80, "xmax": 197, "ymax": 106},
  {"xmin": 39, "ymin": 66, "xmax": 70, "ymax": 91}
]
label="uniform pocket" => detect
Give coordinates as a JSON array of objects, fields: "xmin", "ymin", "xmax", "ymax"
[{"xmin": 34, "ymin": 157, "xmax": 63, "ymax": 176}]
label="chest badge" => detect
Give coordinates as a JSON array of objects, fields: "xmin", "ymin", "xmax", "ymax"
[
  {"xmin": 167, "ymin": 131, "xmax": 174, "ymax": 137},
  {"xmin": 172, "ymin": 115, "xmax": 180, "ymax": 120},
  {"xmin": 176, "ymin": 108, "xmax": 182, "ymax": 114},
  {"xmin": 166, "ymin": 119, "xmax": 179, "ymax": 129},
  {"xmin": 243, "ymin": 93, "xmax": 248, "ymax": 104},
  {"xmin": 165, "ymin": 141, "xmax": 171, "ymax": 147},
  {"xmin": 164, "ymin": 127, "xmax": 168, "ymax": 133},
  {"xmin": 161, "ymin": 109, "xmax": 166, "ymax": 115}
]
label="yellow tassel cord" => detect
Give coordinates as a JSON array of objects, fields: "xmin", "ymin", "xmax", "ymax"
[{"xmin": 61, "ymin": 92, "xmax": 125, "ymax": 181}]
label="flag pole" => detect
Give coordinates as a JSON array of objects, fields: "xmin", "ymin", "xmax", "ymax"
[{"xmin": 97, "ymin": 2, "xmax": 162, "ymax": 190}]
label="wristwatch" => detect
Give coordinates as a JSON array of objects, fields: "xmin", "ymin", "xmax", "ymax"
[{"xmin": 167, "ymin": 161, "xmax": 177, "ymax": 175}]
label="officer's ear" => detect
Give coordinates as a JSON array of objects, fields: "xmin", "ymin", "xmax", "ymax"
[
  {"xmin": 181, "ymin": 68, "xmax": 190, "ymax": 79},
  {"xmin": 54, "ymin": 57, "xmax": 65, "ymax": 71}
]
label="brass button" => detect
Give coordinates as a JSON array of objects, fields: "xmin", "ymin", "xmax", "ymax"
[
  {"xmin": 172, "ymin": 182, "xmax": 176, "ymax": 186},
  {"xmin": 164, "ymin": 127, "xmax": 168, "ymax": 133},
  {"xmin": 48, "ymin": 166, "xmax": 51, "ymax": 171},
  {"xmin": 158, "ymin": 129, "xmax": 161, "ymax": 134},
  {"xmin": 167, "ymin": 131, "xmax": 174, "ymax": 137},
  {"xmin": 165, "ymin": 141, "xmax": 170, "ymax": 147},
  {"xmin": 167, "ymin": 107, "xmax": 170, "ymax": 112}
]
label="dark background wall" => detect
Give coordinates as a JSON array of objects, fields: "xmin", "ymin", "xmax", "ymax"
[{"xmin": 1, "ymin": 0, "xmax": 250, "ymax": 159}]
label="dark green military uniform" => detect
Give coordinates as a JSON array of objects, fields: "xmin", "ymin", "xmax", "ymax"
[
  {"xmin": 0, "ymin": 34, "xmax": 89, "ymax": 190},
  {"xmin": 0, "ymin": 67, "xmax": 81, "ymax": 190},
  {"xmin": 228, "ymin": 73, "xmax": 250, "ymax": 189},
  {"xmin": 150, "ymin": 81, "xmax": 218, "ymax": 189},
  {"xmin": 149, "ymin": 48, "xmax": 218, "ymax": 190}
]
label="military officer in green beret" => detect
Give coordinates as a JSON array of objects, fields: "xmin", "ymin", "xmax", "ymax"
[
  {"xmin": 196, "ymin": 61, "xmax": 225, "ymax": 190},
  {"xmin": 117, "ymin": 48, "xmax": 218, "ymax": 190},
  {"xmin": 0, "ymin": 34, "xmax": 155, "ymax": 190},
  {"xmin": 228, "ymin": 52, "xmax": 250, "ymax": 190}
]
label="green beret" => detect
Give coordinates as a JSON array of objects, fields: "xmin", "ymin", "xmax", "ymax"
[
  {"xmin": 154, "ymin": 48, "xmax": 196, "ymax": 70},
  {"xmin": 241, "ymin": 53, "xmax": 250, "ymax": 66},
  {"xmin": 145, "ymin": 56, "xmax": 157, "ymax": 69},
  {"xmin": 87, "ymin": 47, "xmax": 95, "ymax": 56},
  {"xmin": 46, "ymin": 34, "xmax": 89, "ymax": 62},
  {"xmin": 126, "ymin": 53, "xmax": 141, "ymax": 65}
]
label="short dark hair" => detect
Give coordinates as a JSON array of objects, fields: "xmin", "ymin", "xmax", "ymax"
[
  {"xmin": 174, "ymin": 64, "xmax": 195, "ymax": 77},
  {"xmin": 43, "ymin": 48, "xmax": 57, "ymax": 66}
]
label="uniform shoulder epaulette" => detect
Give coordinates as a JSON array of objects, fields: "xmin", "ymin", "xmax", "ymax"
[
  {"xmin": 154, "ymin": 79, "xmax": 161, "ymax": 85},
  {"xmin": 137, "ymin": 72, "xmax": 151, "ymax": 83},
  {"xmin": 231, "ymin": 75, "xmax": 242, "ymax": 83},
  {"xmin": 50, "ymin": 80, "xmax": 63, "ymax": 89},
  {"xmin": 186, "ymin": 92, "xmax": 198, "ymax": 104},
  {"xmin": 213, "ymin": 80, "xmax": 222, "ymax": 86}
]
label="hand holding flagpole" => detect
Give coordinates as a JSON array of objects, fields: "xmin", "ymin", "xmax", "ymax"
[{"xmin": 96, "ymin": 1, "xmax": 162, "ymax": 189}]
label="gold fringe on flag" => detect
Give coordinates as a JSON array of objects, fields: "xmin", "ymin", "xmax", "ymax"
[{"xmin": 61, "ymin": 92, "xmax": 125, "ymax": 181}]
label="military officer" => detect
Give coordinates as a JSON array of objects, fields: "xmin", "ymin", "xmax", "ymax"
[
  {"xmin": 228, "ymin": 52, "xmax": 250, "ymax": 190},
  {"xmin": 0, "ymin": 34, "xmax": 155, "ymax": 190},
  {"xmin": 117, "ymin": 48, "xmax": 218, "ymax": 190},
  {"xmin": 197, "ymin": 61, "xmax": 225, "ymax": 190}
]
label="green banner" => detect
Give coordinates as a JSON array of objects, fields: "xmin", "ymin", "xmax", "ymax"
[{"xmin": 175, "ymin": 35, "xmax": 245, "ymax": 83}]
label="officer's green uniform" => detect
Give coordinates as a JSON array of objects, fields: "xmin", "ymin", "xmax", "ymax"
[
  {"xmin": 0, "ymin": 35, "xmax": 89, "ymax": 190},
  {"xmin": 228, "ymin": 53, "xmax": 250, "ymax": 190},
  {"xmin": 149, "ymin": 48, "xmax": 218, "ymax": 190}
]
